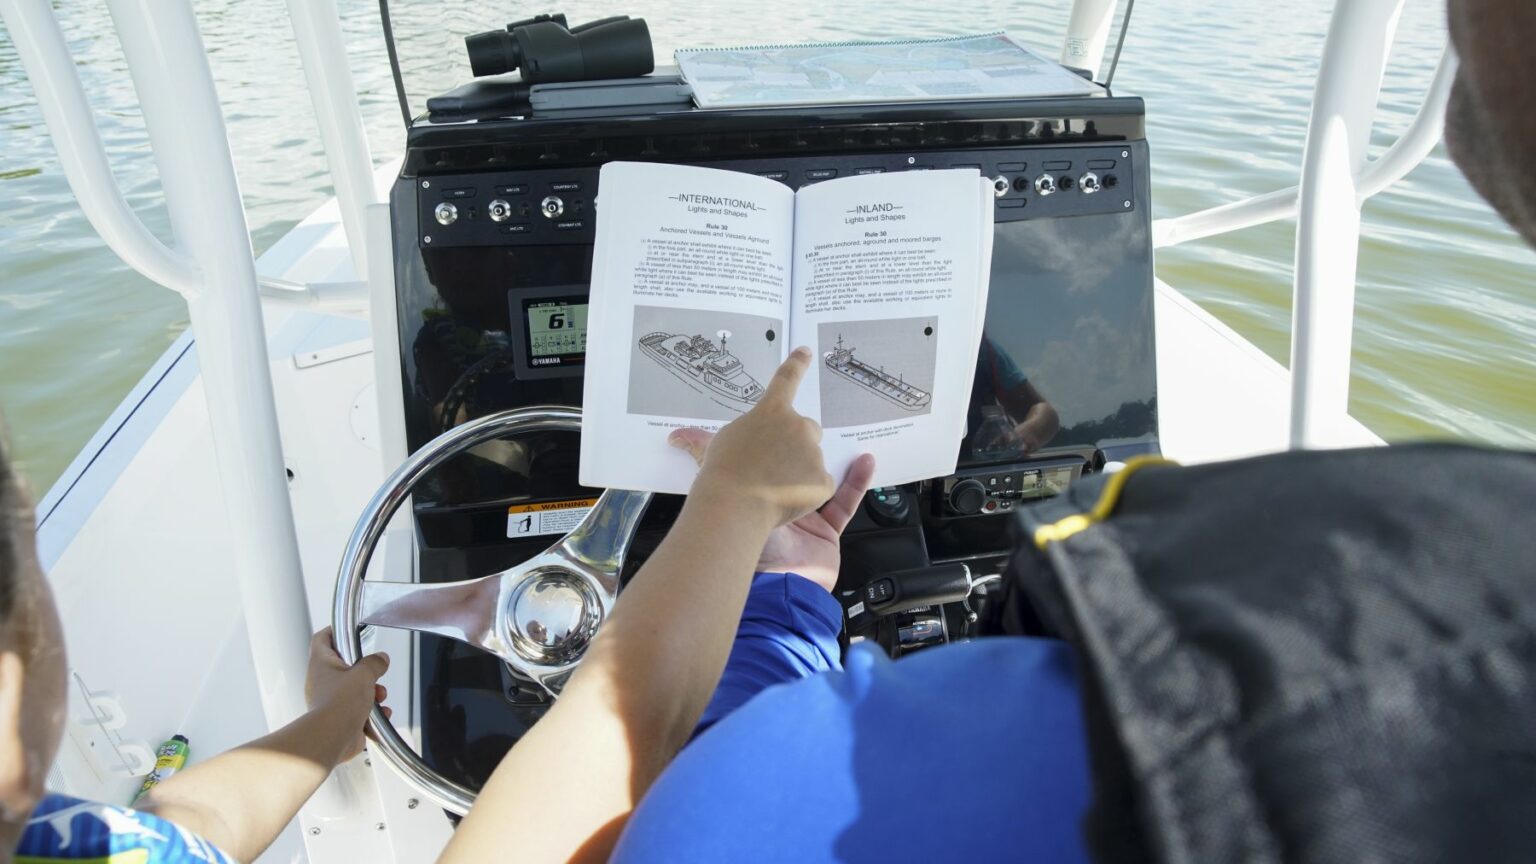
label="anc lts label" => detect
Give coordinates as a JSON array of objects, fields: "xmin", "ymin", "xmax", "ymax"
[{"xmin": 506, "ymin": 498, "xmax": 597, "ymax": 537}]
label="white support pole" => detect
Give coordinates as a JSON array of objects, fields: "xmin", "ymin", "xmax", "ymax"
[
  {"xmin": 0, "ymin": 0, "xmax": 201, "ymax": 296},
  {"xmin": 102, "ymin": 0, "xmax": 315, "ymax": 727},
  {"xmin": 284, "ymin": 0, "xmax": 378, "ymax": 280},
  {"xmin": 1061, "ymin": 0, "xmax": 1120, "ymax": 80},
  {"xmin": 1289, "ymin": 0, "xmax": 1406, "ymax": 449}
]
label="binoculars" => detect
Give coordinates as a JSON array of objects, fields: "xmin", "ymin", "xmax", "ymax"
[{"xmin": 466, "ymin": 13, "xmax": 654, "ymax": 83}]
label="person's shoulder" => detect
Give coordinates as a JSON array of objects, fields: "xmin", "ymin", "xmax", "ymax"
[
  {"xmin": 18, "ymin": 792, "xmax": 238, "ymax": 863},
  {"xmin": 700, "ymin": 635, "xmax": 1082, "ymax": 746},
  {"xmin": 617, "ymin": 637, "xmax": 1092, "ymax": 863},
  {"xmin": 840, "ymin": 636, "xmax": 1077, "ymax": 701}
]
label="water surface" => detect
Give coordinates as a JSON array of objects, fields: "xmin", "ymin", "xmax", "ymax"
[{"xmin": 1, "ymin": 0, "xmax": 1532, "ymax": 492}]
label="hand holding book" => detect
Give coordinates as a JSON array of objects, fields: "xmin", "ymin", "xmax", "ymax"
[
  {"xmin": 668, "ymin": 346, "xmax": 879, "ymax": 592},
  {"xmin": 667, "ymin": 346, "xmax": 834, "ymax": 529}
]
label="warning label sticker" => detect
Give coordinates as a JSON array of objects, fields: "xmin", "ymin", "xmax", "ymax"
[{"xmin": 506, "ymin": 498, "xmax": 598, "ymax": 537}]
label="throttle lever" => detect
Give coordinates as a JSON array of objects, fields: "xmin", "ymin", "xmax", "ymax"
[{"xmin": 856, "ymin": 563, "xmax": 973, "ymax": 617}]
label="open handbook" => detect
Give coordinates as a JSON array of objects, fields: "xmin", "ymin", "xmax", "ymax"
[{"xmin": 579, "ymin": 162, "xmax": 994, "ymax": 494}]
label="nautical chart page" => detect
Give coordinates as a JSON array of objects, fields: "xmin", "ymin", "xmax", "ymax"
[
  {"xmin": 580, "ymin": 161, "xmax": 795, "ymax": 493},
  {"xmin": 790, "ymin": 169, "xmax": 994, "ymax": 487}
]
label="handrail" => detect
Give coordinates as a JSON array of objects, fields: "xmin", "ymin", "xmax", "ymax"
[
  {"xmin": 5, "ymin": 0, "xmax": 379, "ymax": 291},
  {"xmin": 283, "ymin": 0, "xmax": 378, "ymax": 280},
  {"xmin": 1355, "ymin": 47, "xmax": 1457, "ymax": 197},
  {"xmin": 0, "ymin": 0, "xmax": 202, "ymax": 297},
  {"xmin": 1153, "ymin": 46, "xmax": 1456, "ymax": 250},
  {"xmin": 259, "ymin": 275, "xmax": 371, "ymax": 315}
]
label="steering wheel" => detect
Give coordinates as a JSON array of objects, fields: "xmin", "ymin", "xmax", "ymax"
[{"xmin": 333, "ymin": 406, "xmax": 652, "ymax": 814}]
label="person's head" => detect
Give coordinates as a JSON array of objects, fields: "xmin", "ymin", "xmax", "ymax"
[
  {"xmin": 1444, "ymin": 0, "xmax": 1536, "ymax": 247},
  {"xmin": 0, "ymin": 426, "xmax": 67, "ymax": 837}
]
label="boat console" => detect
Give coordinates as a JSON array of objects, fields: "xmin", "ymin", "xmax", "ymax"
[{"xmin": 386, "ymin": 92, "xmax": 1158, "ymax": 793}]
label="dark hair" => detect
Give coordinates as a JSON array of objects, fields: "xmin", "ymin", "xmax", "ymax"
[{"xmin": 0, "ymin": 429, "xmax": 18, "ymax": 624}]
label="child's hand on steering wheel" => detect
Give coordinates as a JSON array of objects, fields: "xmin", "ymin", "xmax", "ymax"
[{"xmin": 669, "ymin": 347, "xmax": 876, "ymax": 592}]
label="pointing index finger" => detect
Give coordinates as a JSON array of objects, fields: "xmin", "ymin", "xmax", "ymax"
[{"xmin": 763, "ymin": 346, "xmax": 813, "ymax": 406}]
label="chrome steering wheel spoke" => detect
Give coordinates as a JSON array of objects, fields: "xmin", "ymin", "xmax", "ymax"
[
  {"xmin": 333, "ymin": 407, "xmax": 652, "ymax": 814},
  {"xmin": 552, "ymin": 488, "xmax": 653, "ymax": 601},
  {"xmin": 358, "ymin": 573, "xmax": 506, "ymax": 655}
]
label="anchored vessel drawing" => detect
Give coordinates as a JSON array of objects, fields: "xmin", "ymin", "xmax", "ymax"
[
  {"xmin": 823, "ymin": 335, "xmax": 932, "ymax": 411},
  {"xmin": 638, "ymin": 331, "xmax": 765, "ymax": 412}
]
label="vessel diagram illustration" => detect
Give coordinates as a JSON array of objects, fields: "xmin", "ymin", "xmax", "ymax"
[
  {"xmin": 638, "ymin": 331, "xmax": 765, "ymax": 413},
  {"xmin": 823, "ymin": 334, "xmax": 932, "ymax": 411}
]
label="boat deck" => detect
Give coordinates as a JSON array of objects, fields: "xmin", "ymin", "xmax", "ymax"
[{"xmin": 33, "ymin": 169, "xmax": 1378, "ymax": 861}]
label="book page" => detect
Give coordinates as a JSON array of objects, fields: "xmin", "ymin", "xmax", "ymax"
[
  {"xmin": 789, "ymin": 169, "xmax": 993, "ymax": 486},
  {"xmin": 580, "ymin": 162, "xmax": 796, "ymax": 493}
]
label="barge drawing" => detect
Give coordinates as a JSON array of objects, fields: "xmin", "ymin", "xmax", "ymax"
[
  {"xmin": 823, "ymin": 335, "xmax": 932, "ymax": 411},
  {"xmin": 638, "ymin": 331, "xmax": 765, "ymax": 413}
]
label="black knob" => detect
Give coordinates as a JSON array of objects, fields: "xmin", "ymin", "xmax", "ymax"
[{"xmin": 949, "ymin": 479, "xmax": 987, "ymax": 515}]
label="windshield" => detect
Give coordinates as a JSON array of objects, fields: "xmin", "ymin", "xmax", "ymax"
[{"xmin": 377, "ymin": 0, "xmax": 1078, "ymax": 123}]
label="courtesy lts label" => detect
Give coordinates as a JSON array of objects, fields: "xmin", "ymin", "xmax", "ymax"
[{"xmin": 507, "ymin": 498, "xmax": 597, "ymax": 537}]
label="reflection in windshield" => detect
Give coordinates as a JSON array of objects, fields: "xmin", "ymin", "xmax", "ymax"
[{"xmin": 967, "ymin": 334, "xmax": 1060, "ymax": 461}]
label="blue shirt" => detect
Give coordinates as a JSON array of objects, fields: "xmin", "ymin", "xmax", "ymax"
[
  {"xmin": 977, "ymin": 335, "xmax": 1032, "ymax": 395},
  {"xmin": 613, "ymin": 572, "xmax": 1094, "ymax": 863},
  {"xmin": 17, "ymin": 793, "xmax": 236, "ymax": 863}
]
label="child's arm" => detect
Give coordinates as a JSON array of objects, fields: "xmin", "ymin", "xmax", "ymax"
[{"xmin": 135, "ymin": 629, "xmax": 388, "ymax": 863}]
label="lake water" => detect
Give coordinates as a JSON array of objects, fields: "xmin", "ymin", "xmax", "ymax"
[{"xmin": 2, "ymin": 0, "xmax": 1533, "ymax": 492}]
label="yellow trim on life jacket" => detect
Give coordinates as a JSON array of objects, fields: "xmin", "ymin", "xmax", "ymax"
[{"xmin": 1032, "ymin": 456, "xmax": 1178, "ymax": 549}]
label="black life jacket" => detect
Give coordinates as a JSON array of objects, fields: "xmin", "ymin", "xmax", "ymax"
[{"xmin": 1000, "ymin": 444, "xmax": 1536, "ymax": 863}]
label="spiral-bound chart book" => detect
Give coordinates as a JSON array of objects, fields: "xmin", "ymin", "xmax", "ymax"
[{"xmin": 675, "ymin": 32, "xmax": 1102, "ymax": 109}]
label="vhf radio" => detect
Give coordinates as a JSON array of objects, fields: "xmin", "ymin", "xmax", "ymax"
[{"xmin": 938, "ymin": 459, "xmax": 1086, "ymax": 517}]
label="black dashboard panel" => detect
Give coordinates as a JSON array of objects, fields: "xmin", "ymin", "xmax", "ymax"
[
  {"xmin": 388, "ymin": 95, "xmax": 1158, "ymax": 794},
  {"xmin": 414, "ymin": 145, "xmax": 1139, "ymax": 248}
]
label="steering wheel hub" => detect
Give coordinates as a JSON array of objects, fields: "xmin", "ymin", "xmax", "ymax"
[
  {"xmin": 333, "ymin": 406, "xmax": 653, "ymax": 814},
  {"xmin": 507, "ymin": 569, "xmax": 602, "ymax": 664}
]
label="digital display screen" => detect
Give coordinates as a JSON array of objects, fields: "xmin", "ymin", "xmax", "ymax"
[
  {"xmin": 508, "ymin": 286, "xmax": 588, "ymax": 379},
  {"xmin": 527, "ymin": 301, "xmax": 587, "ymax": 359},
  {"xmin": 1020, "ymin": 465, "xmax": 1078, "ymax": 499}
]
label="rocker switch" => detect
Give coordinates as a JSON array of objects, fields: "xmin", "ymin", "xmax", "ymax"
[
  {"xmin": 863, "ymin": 578, "xmax": 897, "ymax": 605},
  {"xmin": 858, "ymin": 565, "xmax": 973, "ymax": 617}
]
